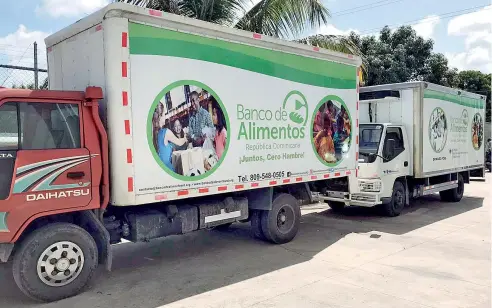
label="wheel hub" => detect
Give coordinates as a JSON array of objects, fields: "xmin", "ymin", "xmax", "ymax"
[
  {"xmin": 279, "ymin": 214, "xmax": 286, "ymax": 223},
  {"xmin": 37, "ymin": 241, "xmax": 84, "ymax": 287},
  {"xmin": 56, "ymin": 259, "xmax": 70, "ymax": 271},
  {"xmin": 276, "ymin": 205, "xmax": 295, "ymax": 234}
]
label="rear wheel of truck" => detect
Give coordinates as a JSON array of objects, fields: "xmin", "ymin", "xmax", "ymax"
[
  {"xmin": 440, "ymin": 174, "xmax": 464, "ymax": 202},
  {"xmin": 260, "ymin": 194, "xmax": 301, "ymax": 244},
  {"xmin": 12, "ymin": 223, "xmax": 98, "ymax": 302},
  {"xmin": 251, "ymin": 210, "xmax": 266, "ymax": 240},
  {"xmin": 327, "ymin": 201, "xmax": 345, "ymax": 212},
  {"xmin": 380, "ymin": 181, "xmax": 405, "ymax": 217}
]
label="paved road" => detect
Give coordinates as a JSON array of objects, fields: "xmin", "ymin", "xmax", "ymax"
[{"xmin": 0, "ymin": 175, "xmax": 490, "ymax": 308}]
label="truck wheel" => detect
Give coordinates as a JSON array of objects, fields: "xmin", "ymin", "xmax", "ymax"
[
  {"xmin": 260, "ymin": 194, "xmax": 301, "ymax": 244},
  {"xmin": 251, "ymin": 210, "xmax": 266, "ymax": 240},
  {"xmin": 12, "ymin": 223, "xmax": 98, "ymax": 302},
  {"xmin": 327, "ymin": 201, "xmax": 345, "ymax": 212},
  {"xmin": 381, "ymin": 181, "xmax": 405, "ymax": 217},
  {"xmin": 440, "ymin": 174, "xmax": 464, "ymax": 202}
]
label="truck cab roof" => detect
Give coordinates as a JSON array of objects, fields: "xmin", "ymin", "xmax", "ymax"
[{"xmin": 0, "ymin": 87, "xmax": 103, "ymax": 102}]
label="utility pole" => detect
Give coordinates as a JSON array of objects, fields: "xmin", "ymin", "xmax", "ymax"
[{"xmin": 34, "ymin": 41, "xmax": 38, "ymax": 89}]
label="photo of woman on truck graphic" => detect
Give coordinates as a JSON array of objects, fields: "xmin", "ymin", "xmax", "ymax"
[
  {"xmin": 150, "ymin": 82, "xmax": 229, "ymax": 179},
  {"xmin": 313, "ymin": 98, "xmax": 352, "ymax": 165},
  {"xmin": 472, "ymin": 112, "xmax": 483, "ymax": 150}
]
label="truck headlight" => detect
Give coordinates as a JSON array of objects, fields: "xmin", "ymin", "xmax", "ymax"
[{"xmin": 359, "ymin": 180, "xmax": 381, "ymax": 192}]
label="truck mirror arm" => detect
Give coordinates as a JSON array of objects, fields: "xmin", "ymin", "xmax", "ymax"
[{"xmin": 369, "ymin": 153, "xmax": 387, "ymax": 162}]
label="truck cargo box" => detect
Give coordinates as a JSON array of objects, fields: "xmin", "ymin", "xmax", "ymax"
[
  {"xmin": 45, "ymin": 3, "xmax": 361, "ymax": 206},
  {"xmin": 359, "ymin": 82, "xmax": 486, "ymax": 178}
]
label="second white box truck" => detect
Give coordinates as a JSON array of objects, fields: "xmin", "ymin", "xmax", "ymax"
[{"xmin": 322, "ymin": 81, "xmax": 486, "ymax": 216}]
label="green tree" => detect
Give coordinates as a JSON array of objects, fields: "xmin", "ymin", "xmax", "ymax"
[
  {"xmin": 349, "ymin": 26, "xmax": 434, "ymax": 86},
  {"xmin": 423, "ymin": 53, "xmax": 459, "ymax": 88},
  {"xmin": 116, "ymin": 0, "xmax": 362, "ymax": 55},
  {"xmin": 456, "ymin": 71, "xmax": 491, "ymax": 122}
]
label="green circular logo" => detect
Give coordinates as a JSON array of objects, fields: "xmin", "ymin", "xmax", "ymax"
[
  {"xmin": 147, "ymin": 80, "xmax": 230, "ymax": 181},
  {"xmin": 428, "ymin": 107, "xmax": 447, "ymax": 153},
  {"xmin": 310, "ymin": 95, "xmax": 353, "ymax": 167},
  {"xmin": 283, "ymin": 91, "xmax": 309, "ymax": 127},
  {"xmin": 472, "ymin": 112, "xmax": 483, "ymax": 150}
]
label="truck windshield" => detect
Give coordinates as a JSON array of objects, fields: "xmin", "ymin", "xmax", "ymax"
[{"xmin": 359, "ymin": 124, "xmax": 383, "ymax": 163}]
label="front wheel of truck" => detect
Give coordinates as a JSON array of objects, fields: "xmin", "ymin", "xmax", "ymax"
[
  {"xmin": 380, "ymin": 181, "xmax": 405, "ymax": 217},
  {"xmin": 327, "ymin": 201, "xmax": 345, "ymax": 212},
  {"xmin": 260, "ymin": 193, "xmax": 301, "ymax": 244},
  {"xmin": 12, "ymin": 223, "xmax": 98, "ymax": 302}
]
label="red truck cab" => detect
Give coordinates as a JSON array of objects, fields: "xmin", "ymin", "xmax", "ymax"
[{"xmin": 0, "ymin": 87, "xmax": 112, "ymax": 301}]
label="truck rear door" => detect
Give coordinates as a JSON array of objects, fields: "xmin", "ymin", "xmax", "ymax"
[{"xmin": 0, "ymin": 99, "xmax": 92, "ymax": 235}]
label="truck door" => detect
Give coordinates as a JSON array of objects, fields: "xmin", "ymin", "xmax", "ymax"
[
  {"xmin": 380, "ymin": 126, "xmax": 410, "ymax": 189},
  {"xmin": 0, "ymin": 100, "xmax": 92, "ymax": 234}
]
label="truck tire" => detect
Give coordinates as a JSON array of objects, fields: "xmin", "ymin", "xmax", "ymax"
[
  {"xmin": 260, "ymin": 193, "xmax": 301, "ymax": 244},
  {"xmin": 12, "ymin": 223, "xmax": 98, "ymax": 302},
  {"xmin": 251, "ymin": 210, "xmax": 266, "ymax": 240},
  {"xmin": 327, "ymin": 201, "xmax": 345, "ymax": 212},
  {"xmin": 380, "ymin": 181, "xmax": 405, "ymax": 217},
  {"xmin": 440, "ymin": 174, "xmax": 464, "ymax": 202}
]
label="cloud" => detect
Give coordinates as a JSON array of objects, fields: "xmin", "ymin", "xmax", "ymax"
[
  {"xmin": 445, "ymin": 48, "xmax": 492, "ymax": 73},
  {"xmin": 0, "ymin": 25, "xmax": 50, "ymax": 87},
  {"xmin": 37, "ymin": 0, "xmax": 109, "ymax": 18},
  {"xmin": 412, "ymin": 15, "xmax": 440, "ymax": 39},
  {"xmin": 448, "ymin": 5, "xmax": 491, "ymax": 36},
  {"xmin": 317, "ymin": 24, "xmax": 359, "ymax": 36},
  {"xmin": 446, "ymin": 6, "xmax": 492, "ymax": 72}
]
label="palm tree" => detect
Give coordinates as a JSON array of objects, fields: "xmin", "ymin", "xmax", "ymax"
[{"xmin": 116, "ymin": 0, "xmax": 363, "ymax": 57}]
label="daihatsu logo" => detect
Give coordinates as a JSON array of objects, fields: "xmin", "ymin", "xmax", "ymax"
[{"xmin": 0, "ymin": 153, "xmax": 14, "ymax": 159}]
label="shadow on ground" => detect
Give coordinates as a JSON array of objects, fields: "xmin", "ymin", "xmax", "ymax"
[{"xmin": 0, "ymin": 194, "xmax": 484, "ymax": 307}]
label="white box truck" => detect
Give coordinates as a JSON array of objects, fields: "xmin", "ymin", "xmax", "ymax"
[
  {"xmin": 0, "ymin": 3, "xmax": 361, "ymax": 301},
  {"xmin": 321, "ymin": 81, "xmax": 486, "ymax": 216}
]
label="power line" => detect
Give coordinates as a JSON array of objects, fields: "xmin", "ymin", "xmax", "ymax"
[
  {"xmin": 332, "ymin": 0, "xmax": 399, "ymax": 14},
  {"xmin": 332, "ymin": 0, "xmax": 406, "ymax": 17},
  {"xmin": 359, "ymin": 5, "xmax": 490, "ymax": 35}
]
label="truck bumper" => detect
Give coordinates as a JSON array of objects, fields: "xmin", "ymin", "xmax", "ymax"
[
  {"xmin": 322, "ymin": 191, "xmax": 383, "ymax": 207},
  {"xmin": 0, "ymin": 243, "xmax": 14, "ymax": 263}
]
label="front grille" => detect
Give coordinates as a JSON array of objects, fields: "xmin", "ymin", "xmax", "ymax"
[
  {"xmin": 351, "ymin": 194, "xmax": 377, "ymax": 203},
  {"xmin": 359, "ymin": 180, "xmax": 381, "ymax": 192}
]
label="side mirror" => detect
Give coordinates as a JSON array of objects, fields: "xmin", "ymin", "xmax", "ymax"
[
  {"xmin": 368, "ymin": 153, "xmax": 378, "ymax": 163},
  {"xmin": 385, "ymin": 139, "xmax": 396, "ymax": 158}
]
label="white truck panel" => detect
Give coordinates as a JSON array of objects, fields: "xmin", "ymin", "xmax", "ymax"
[
  {"xmin": 46, "ymin": 4, "xmax": 361, "ymax": 206},
  {"xmin": 102, "ymin": 17, "xmax": 136, "ymax": 205},
  {"xmin": 422, "ymin": 83, "xmax": 485, "ymax": 176},
  {"xmin": 47, "ymin": 26, "xmax": 106, "ymax": 95}
]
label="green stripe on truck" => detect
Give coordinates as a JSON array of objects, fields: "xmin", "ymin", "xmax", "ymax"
[
  {"xmin": 424, "ymin": 89, "xmax": 485, "ymax": 109},
  {"xmin": 128, "ymin": 23, "xmax": 357, "ymax": 89}
]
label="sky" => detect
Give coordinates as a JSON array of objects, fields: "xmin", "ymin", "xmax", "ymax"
[{"xmin": 0, "ymin": 0, "xmax": 490, "ymax": 86}]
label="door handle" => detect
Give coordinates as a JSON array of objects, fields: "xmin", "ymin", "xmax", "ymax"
[
  {"xmin": 67, "ymin": 172, "xmax": 85, "ymax": 179},
  {"xmin": 404, "ymin": 161, "xmax": 408, "ymax": 167}
]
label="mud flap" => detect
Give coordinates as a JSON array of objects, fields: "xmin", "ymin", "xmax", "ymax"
[{"xmin": 79, "ymin": 211, "xmax": 112, "ymax": 271}]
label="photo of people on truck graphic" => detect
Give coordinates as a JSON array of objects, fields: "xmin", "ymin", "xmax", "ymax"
[
  {"xmin": 472, "ymin": 112, "xmax": 484, "ymax": 150},
  {"xmin": 151, "ymin": 83, "xmax": 228, "ymax": 178},
  {"xmin": 429, "ymin": 107, "xmax": 448, "ymax": 153},
  {"xmin": 312, "ymin": 98, "xmax": 352, "ymax": 165}
]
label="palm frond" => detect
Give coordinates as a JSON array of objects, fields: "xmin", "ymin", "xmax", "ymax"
[
  {"xmin": 179, "ymin": 0, "xmax": 248, "ymax": 25},
  {"xmin": 116, "ymin": 0, "xmax": 248, "ymax": 24},
  {"xmin": 298, "ymin": 34, "xmax": 367, "ymax": 76},
  {"xmin": 235, "ymin": 0, "xmax": 329, "ymax": 38}
]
